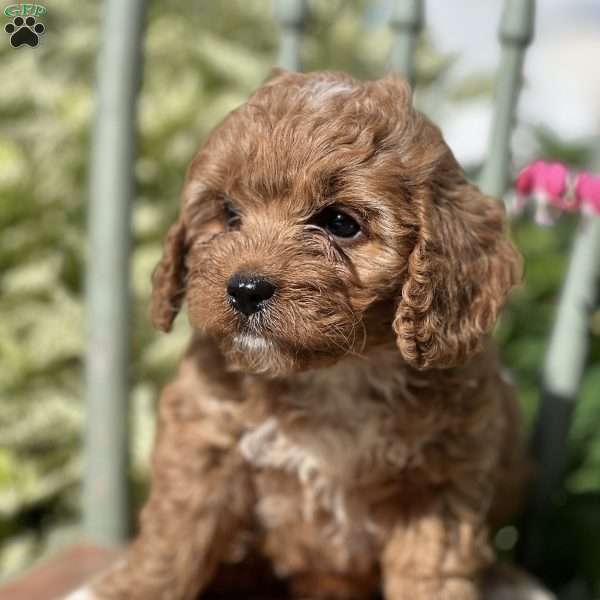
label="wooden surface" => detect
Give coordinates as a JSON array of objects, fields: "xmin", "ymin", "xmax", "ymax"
[
  {"xmin": 0, "ymin": 542, "xmax": 555, "ymax": 600},
  {"xmin": 0, "ymin": 542, "xmax": 122, "ymax": 600}
]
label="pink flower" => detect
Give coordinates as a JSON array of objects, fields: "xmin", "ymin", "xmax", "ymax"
[
  {"xmin": 514, "ymin": 161, "xmax": 578, "ymax": 225},
  {"xmin": 575, "ymin": 172, "xmax": 600, "ymax": 217},
  {"xmin": 515, "ymin": 161, "xmax": 567, "ymax": 201}
]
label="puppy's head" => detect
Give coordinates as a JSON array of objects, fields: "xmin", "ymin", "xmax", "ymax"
[{"xmin": 151, "ymin": 70, "xmax": 521, "ymax": 375}]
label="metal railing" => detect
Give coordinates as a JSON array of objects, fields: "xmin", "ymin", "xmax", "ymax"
[{"xmin": 84, "ymin": 0, "xmax": 147, "ymax": 545}]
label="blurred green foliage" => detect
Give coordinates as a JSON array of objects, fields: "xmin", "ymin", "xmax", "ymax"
[{"xmin": 0, "ymin": 0, "xmax": 598, "ymax": 597}]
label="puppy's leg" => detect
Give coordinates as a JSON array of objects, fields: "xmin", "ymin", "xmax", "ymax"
[
  {"xmin": 382, "ymin": 495, "xmax": 493, "ymax": 600},
  {"xmin": 89, "ymin": 381, "xmax": 254, "ymax": 600},
  {"xmin": 290, "ymin": 571, "xmax": 379, "ymax": 600}
]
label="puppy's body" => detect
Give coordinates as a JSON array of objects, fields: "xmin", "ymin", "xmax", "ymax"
[
  {"xmin": 95, "ymin": 335, "xmax": 523, "ymax": 600},
  {"xmin": 230, "ymin": 337, "xmax": 519, "ymax": 582},
  {"xmin": 92, "ymin": 71, "xmax": 525, "ymax": 600}
]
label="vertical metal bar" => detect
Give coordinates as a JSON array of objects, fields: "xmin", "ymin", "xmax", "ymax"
[
  {"xmin": 84, "ymin": 0, "xmax": 147, "ymax": 545},
  {"xmin": 479, "ymin": 0, "xmax": 535, "ymax": 199},
  {"xmin": 521, "ymin": 149, "xmax": 600, "ymax": 569},
  {"xmin": 534, "ymin": 218, "xmax": 600, "ymax": 499},
  {"xmin": 388, "ymin": 0, "xmax": 424, "ymax": 87},
  {"xmin": 274, "ymin": 0, "xmax": 309, "ymax": 71}
]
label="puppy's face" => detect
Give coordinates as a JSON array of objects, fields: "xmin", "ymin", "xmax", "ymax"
[{"xmin": 151, "ymin": 71, "xmax": 521, "ymax": 376}]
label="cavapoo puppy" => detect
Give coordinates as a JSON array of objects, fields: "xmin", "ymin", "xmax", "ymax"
[{"xmin": 86, "ymin": 70, "xmax": 527, "ymax": 600}]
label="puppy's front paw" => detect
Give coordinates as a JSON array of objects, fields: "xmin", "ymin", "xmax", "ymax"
[
  {"xmin": 388, "ymin": 577, "xmax": 480, "ymax": 600},
  {"xmin": 437, "ymin": 578, "xmax": 480, "ymax": 600},
  {"xmin": 64, "ymin": 586, "xmax": 99, "ymax": 600}
]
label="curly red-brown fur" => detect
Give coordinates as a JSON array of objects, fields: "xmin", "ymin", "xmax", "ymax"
[
  {"xmin": 88, "ymin": 70, "xmax": 527, "ymax": 600},
  {"xmin": 394, "ymin": 171, "xmax": 522, "ymax": 369},
  {"xmin": 150, "ymin": 219, "xmax": 188, "ymax": 332}
]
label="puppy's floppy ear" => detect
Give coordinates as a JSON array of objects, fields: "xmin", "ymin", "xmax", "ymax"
[
  {"xmin": 150, "ymin": 216, "xmax": 188, "ymax": 332},
  {"xmin": 393, "ymin": 167, "xmax": 522, "ymax": 369},
  {"xmin": 150, "ymin": 169, "xmax": 219, "ymax": 331}
]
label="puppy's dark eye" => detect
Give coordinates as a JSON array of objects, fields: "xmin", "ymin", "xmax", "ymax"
[
  {"xmin": 314, "ymin": 206, "xmax": 361, "ymax": 239},
  {"xmin": 224, "ymin": 200, "xmax": 241, "ymax": 230}
]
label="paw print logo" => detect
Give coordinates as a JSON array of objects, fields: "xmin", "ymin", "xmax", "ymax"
[{"xmin": 5, "ymin": 15, "xmax": 45, "ymax": 47}]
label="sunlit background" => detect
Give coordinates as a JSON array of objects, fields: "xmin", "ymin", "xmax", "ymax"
[{"xmin": 0, "ymin": 1, "xmax": 599, "ymax": 598}]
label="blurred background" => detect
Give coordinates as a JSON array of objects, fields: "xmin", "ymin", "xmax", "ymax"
[{"xmin": 0, "ymin": 0, "xmax": 599, "ymax": 598}]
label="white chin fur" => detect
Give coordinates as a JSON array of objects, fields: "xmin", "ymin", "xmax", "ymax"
[{"xmin": 232, "ymin": 334, "xmax": 273, "ymax": 352}]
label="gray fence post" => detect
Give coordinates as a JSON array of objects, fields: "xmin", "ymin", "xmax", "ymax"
[
  {"xmin": 533, "ymin": 216, "xmax": 600, "ymax": 489},
  {"xmin": 479, "ymin": 0, "xmax": 535, "ymax": 199},
  {"xmin": 84, "ymin": 0, "xmax": 147, "ymax": 545},
  {"xmin": 274, "ymin": 0, "xmax": 309, "ymax": 71},
  {"xmin": 388, "ymin": 0, "xmax": 424, "ymax": 88},
  {"xmin": 521, "ymin": 148, "xmax": 600, "ymax": 568}
]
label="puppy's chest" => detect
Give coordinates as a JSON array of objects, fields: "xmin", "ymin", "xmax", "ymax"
[{"xmin": 237, "ymin": 373, "xmax": 430, "ymax": 533}]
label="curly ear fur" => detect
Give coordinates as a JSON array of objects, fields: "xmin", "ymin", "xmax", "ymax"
[
  {"xmin": 150, "ymin": 218, "xmax": 188, "ymax": 332},
  {"xmin": 394, "ymin": 167, "xmax": 522, "ymax": 370},
  {"xmin": 150, "ymin": 163, "xmax": 215, "ymax": 332}
]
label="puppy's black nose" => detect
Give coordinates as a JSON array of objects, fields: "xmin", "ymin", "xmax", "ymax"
[{"xmin": 227, "ymin": 274, "xmax": 276, "ymax": 316}]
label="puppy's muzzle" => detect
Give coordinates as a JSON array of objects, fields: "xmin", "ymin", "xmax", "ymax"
[{"xmin": 227, "ymin": 273, "xmax": 276, "ymax": 316}]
